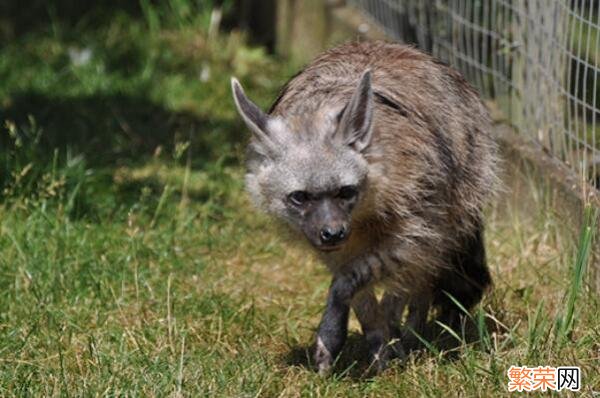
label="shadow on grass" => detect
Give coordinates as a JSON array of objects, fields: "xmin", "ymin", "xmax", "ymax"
[
  {"xmin": 0, "ymin": 91, "xmax": 245, "ymax": 214},
  {"xmin": 284, "ymin": 333, "xmax": 373, "ymax": 380},
  {"xmin": 283, "ymin": 315, "xmax": 502, "ymax": 380},
  {"xmin": 0, "ymin": 1, "xmax": 146, "ymax": 41},
  {"xmin": 1, "ymin": 91, "xmax": 241, "ymax": 167}
]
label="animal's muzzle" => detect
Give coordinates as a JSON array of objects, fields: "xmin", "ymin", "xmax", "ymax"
[{"xmin": 319, "ymin": 225, "xmax": 348, "ymax": 246}]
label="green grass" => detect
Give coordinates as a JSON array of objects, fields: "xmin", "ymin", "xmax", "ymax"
[{"xmin": 1, "ymin": 4, "xmax": 600, "ymax": 396}]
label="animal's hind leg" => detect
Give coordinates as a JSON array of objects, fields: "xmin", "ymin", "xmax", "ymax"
[
  {"xmin": 351, "ymin": 288, "xmax": 392, "ymax": 372},
  {"xmin": 435, "ymin": 223, "xmax": 491, "ymax": 329}
]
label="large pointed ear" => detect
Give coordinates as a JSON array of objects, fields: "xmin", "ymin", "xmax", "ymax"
[
  {"xmin": 231, "ymin": 77, "xmax": 276, "ymax": 154},
  {"xmin": 335, "ymin": 70, "xmax": 374, "ymax": 152}
]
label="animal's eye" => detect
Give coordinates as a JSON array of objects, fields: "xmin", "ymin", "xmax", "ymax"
[
  {"xmin": 288, "ymin": 191, "xmax": 309, "ymax": 206},
  {"xmin": 338, "ymin": 185, "xmax": 358, "ymax": 200}
]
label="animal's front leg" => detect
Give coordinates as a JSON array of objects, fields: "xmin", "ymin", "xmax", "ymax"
[
  {"xmin": 380, "ymin": 292, "xmax": 408, "ymax": 360},
  {"xmin": 314, "ymin": 261, "xmax": 376, "ymax": 375},
  {"xmin": 402, "ymin": 292, "xmax": 432, "ymax": 350}
]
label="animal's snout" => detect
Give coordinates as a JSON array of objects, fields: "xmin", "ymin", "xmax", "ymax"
[{"xmin": 320, "ymin": 225, "xmax": 348, "ymax": 246}]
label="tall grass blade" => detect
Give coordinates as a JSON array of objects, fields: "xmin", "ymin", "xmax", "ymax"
[
  {"xmin": 405, "ymin": 325, "xmax": 440, "ymax": 357},
  {"xmin": 555, "ymin": 205, "xmax": 598, "ymax": 346},
  {"xmin": 442, "ymin": 291, "xmax": 473, "ymax": 320}
]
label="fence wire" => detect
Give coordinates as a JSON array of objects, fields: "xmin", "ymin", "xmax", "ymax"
[{"xmin": 350, "ymin": 0, "xmax": 600, "ymax": 188}]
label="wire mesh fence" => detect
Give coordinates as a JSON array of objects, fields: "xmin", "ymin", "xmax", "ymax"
[{"xmin": 350, "ymin": 0, "xmax": 600, "ymax": 188}]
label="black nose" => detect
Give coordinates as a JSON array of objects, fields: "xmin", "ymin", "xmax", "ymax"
[{"xmin": 320, "ymin": 226, "xmax": 347, "ymax": 245}]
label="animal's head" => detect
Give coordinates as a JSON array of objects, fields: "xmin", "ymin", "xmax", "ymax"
[{"xmin": 231, "ymin": 71, "xmax": 374, "ymax": 251}]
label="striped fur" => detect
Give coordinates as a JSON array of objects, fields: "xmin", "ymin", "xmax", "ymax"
[{"xmin": 232, "ymin": 40, "xmax": 500, "ymax": 374}]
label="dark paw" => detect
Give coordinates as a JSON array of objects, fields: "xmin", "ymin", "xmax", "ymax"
[
  {"xmin": 368, "ymin": 346, "xmax": 389, "ymax": 374},
  {"xmin": 365, "ymin": 331, "xmax": 400, "ymax": 373}
]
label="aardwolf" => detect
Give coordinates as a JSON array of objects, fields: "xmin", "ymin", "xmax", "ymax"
[{"xmin": 231, "ymin": 40, "xmax": 499, "ymax": 374}]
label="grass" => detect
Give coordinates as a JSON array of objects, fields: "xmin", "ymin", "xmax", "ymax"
[{"xmin": 1, "ymin": 3, "xmax": 600, "ymax": 396}]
